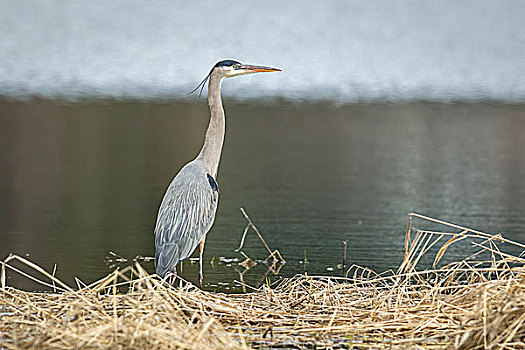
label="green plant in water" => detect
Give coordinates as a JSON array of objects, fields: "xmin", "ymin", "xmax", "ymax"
[{"xmin": 129, "ymin": 269, "xmax": 134, "ymax": 292}]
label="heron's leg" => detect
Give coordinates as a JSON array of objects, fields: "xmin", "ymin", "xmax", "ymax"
[
  {"xmin": 165, "ymin": 271, "xmax": 177, "ymax": 286},
  {"xmin": 198, "ymin": 239, "xmax": 205, "ymax": 288}
]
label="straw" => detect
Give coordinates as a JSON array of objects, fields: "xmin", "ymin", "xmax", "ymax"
[{"xmin": 1, "ymin": 213, "xmax": 524, "ymax": 349}]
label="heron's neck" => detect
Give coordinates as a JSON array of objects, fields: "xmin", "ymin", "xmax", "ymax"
[{"xmin": 197, "ymin": 74, "xmax": 225, "ymax": 178}]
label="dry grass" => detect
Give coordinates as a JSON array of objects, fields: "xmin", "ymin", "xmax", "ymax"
[{"xmin": 1, "ymin": 213, "xmax": 524, "ymax": 349}]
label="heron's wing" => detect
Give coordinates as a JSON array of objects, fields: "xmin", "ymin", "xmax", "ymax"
[{"xmin": 154, "ymin": 161, "xmax": 219, "ymax": 278}]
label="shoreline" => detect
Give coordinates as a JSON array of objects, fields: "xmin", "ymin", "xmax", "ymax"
[{"xmin": 2, "ymin": 215, "xmax": 524, "ymax": 349}]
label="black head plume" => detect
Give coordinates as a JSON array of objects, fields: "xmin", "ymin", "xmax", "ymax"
[{"xmin": 189, "ymin": 67, "xmax": 213, "ymax": 97}]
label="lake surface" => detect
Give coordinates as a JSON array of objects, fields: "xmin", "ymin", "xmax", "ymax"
[{"xmin": 1, "ymin": 100, "xmax": 524, "ymax": 291}]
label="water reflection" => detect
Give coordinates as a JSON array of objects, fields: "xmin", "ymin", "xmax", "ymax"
[{"xmin": 0, "ymin": 100, "xmax": 524, "ymax": 291}]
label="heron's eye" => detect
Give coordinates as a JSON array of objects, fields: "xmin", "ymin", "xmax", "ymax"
[{"xmin": 233, "ymin": 65, "xmax": 238, "ymax": 69}]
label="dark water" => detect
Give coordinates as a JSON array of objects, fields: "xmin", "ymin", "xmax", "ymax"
[{"xmin": 1, "ymin": 100, "xmax": 524, "ymax": 291}]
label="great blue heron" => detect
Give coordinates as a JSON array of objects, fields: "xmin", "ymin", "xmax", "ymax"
[{"xmin": 154, "ymin": 59, "xmax": 280, "ymax": 287}]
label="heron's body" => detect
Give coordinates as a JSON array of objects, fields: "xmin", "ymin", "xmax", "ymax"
[
  {"xmin": 154, "ymin": 60, "xmax": 279, "ymax": 286},
  {"xmin": 154, "ymin": 160, "xmax": 219, "ymax": 276}
]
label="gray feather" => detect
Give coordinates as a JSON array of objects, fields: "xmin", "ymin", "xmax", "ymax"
[{"xmin": 154, "ymin": 159, "xmax": 219, "ymax": 278}]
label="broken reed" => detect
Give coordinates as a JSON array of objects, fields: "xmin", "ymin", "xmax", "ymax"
[{"xmin": 1, "ymin": 213, "xmax": 524, "ymax": 349}]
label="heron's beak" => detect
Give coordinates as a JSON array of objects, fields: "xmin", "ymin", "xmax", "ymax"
[{"xmin": 242, "ymin": 65, "xmax": 281, "ymax": 73}]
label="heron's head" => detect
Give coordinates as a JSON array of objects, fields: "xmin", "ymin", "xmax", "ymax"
[
  {"xmin": 191, "ymin": 59, "xmax": 280, "ymax": 96},
  {"xmin": 213, "ymin": 59, "xmax": 281, "ymax": 78}
]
